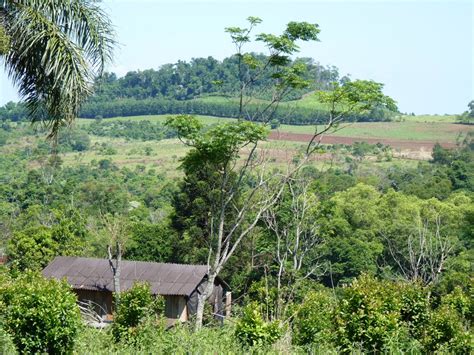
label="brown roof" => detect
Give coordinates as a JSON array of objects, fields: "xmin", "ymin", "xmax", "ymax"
[{"xmin": 42, "ymin": 256, "xmax": 209, "ymax": 296}]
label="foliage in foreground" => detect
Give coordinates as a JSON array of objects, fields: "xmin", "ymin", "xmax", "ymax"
[
  {"xmin": 112, "ymin": 282, "xmax": 165, "ymax": 343},
  {"xmin": 0, "ymin": 271, "xmax": 81, "ymax": 354}
]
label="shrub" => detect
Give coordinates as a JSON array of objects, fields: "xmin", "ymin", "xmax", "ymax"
[
  {"xmin": 423, "ymin": 305, "xmax": 473, "ymax": 353},
  {"xmin": 335, "ymin": 274, "xmax": 405, "ymax": 352},
  {"xmin": 235, "ymin": 302, "xmax": 281, "ymax": 347},
  {"xmin": 292, "ymin": 290, "xmax": 336, "ymax": 346},
  {"xmin": 0, "ymin": 272, "xmax": 81, "ymax": 354},
  {"xmin": 398, "ymin": 282, "xmax": 430, "ymax": 339},
  {"xmin": 440, "ymin": 285, "xmax": 472, "ymax": 321},
  {"xmin": 112, "ymin": 282, "xmax": 164, "ymax": 343},
  {"xmin": 422, "ymin": 287, "xmax": 473, "ymax": 353}
]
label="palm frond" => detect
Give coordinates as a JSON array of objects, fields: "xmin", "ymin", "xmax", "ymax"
[{"xmin": 2, "ymin": 0, "xmax": 115, "ymax": 137}]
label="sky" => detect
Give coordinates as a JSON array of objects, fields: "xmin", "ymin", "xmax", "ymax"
[{"xmin": 0, "ymin": 0, "xmax": 472, "ymax": 114}]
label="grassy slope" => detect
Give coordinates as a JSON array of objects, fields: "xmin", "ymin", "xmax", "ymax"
[
  {"xmin": 77, "ymin": 113, "xmax": 472, "ymax": 144},
  {"xmin": 280, "ymin": 122, "xmax": 470, "ymax": 143}
]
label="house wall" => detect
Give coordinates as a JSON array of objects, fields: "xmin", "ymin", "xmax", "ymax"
[
  {"xmin": 75, "ymin": 289, "xmax": 113, "ymax": 317},
  {"xmin": 165, "ymin": 295, "xmax": 188, "ymax": 322}
]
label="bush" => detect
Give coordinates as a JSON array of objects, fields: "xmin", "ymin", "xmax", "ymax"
[
  {"xmin": 422, "ymin": 287, "xmax": 473, "ymax": 353},
  {"xmin": 423, "ymin": 305, "xmax": 473, "ymax": 353},
  {"xmin": 58, "ymin": 128, "xmax": 91, "ymax": 152},
  {"xmin": 112, "ymin": 282, "xmax": 164, "ymax": 343},
  {"xmin": 398, "ymin": 282, "xmax": 430, "ymax": 339},
  {"xmin": 235, "ymin": 302, "xmax": 281, "ymax": 347},
  {"xmin": 292, "ymin": 290, "xmax": 336, "ymax": 346},
  {"xmin": 0, "ymin": 272, "xmax": 81, "ymax": 354},
  {"xmin": 335, "ymin": 274, "xmax": 406, "ymax": 352}
]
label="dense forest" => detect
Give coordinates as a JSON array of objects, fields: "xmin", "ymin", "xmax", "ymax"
[{"xmin": 0, "ymin": 55, "xmax": 395, "ymax": 124}]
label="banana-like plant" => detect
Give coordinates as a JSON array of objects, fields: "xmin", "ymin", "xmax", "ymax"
[{"xmin": 0, "ymin": 0, "xmax": 115, "ymax": 137}]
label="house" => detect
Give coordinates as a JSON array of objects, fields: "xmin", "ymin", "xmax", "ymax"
[{"xmin": 42, "ymin": 256, "xmax": 231, "ymax": 323}]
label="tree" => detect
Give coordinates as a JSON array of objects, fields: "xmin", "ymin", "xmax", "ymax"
[
  {"xmin": 0, "ymin": 0, "xmax": 115, "ymax": 137},
  {"xmin": 102, "ymin": 214, "xmax": 129, "ymax": 310},
  {"xmin": 7, "ymin": 208, "xmax": 88, "ymax": 271},
  {"xmin": 261, "ymin": 175, "xmax": 325, "ymax": 319},
  {"xmin": 168, "ymin": 18, "xmax": 396, "ymax": 330},
  {"xmin": 322, "ymin": 184, "xmax": 384, "ymax": 285},
  {"xmin": 457, "ymin": 100, "xmax": 474, "ymax": 124},
  {"xmin": 381, "ymin": 193, "xmax": 464, "ymax": 285}
]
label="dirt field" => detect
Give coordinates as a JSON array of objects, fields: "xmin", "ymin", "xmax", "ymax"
[{"xmin": 268, "ymin": 131, "xmax": 458, "ymax": 150}]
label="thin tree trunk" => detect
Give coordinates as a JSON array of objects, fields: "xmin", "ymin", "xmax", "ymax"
[
  {"xmin": 195, "ymin": 274, "xmax": 216, "ymax": 331},
  {"xmin": 108, "ymin": 241, "xmax": 122, "ymax": 311}
]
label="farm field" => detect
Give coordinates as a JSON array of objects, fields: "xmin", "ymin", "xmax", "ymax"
[
  {"xmin": 45, "ymin": 112, "xmax": 472, "ymax": 172},
  {"xmin": 77, "ymin": 114, "xmax": 473, "ymax": 150}
]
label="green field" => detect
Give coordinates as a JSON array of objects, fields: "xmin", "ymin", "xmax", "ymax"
[
  {"xmin": 77, "ymin": 114, "xmax": 472, "ymax": 144},
  {"xmin": 399, "ymin": 114, "xmax": 458, "ymax": 123},
  {"xmin": 280, "ymin": 121, "xmax": 471, "ymax": 143}
]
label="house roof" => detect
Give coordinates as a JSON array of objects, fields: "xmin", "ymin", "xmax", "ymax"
[{"xmin": 42, "ymin": 256, "xmax": 210, "ymax": 296}]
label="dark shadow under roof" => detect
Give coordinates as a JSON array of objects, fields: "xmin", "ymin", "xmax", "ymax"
[{"xmin": 42, "ymin": 256, "xmax": 210, "ymax": 296}]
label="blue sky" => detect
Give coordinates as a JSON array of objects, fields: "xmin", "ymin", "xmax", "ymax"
[{"xmin": 0, "ymin": 0, "xmax": 472, "ymax": 114}]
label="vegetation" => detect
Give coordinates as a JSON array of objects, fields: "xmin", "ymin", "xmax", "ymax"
[
  {"xmin": 0, "ymin": 272, "xmax": 82, "ymax": 354},
  {"xmin": 112, "ymin": 283, "xmax": 165, "ymax": 344},
  {"xmin": 0, "ymin": 9, "xmax": 472, "ymax": 354},
  {"xmin": 0, "ymin": 0, "xmax": 114, "ymax": 136}
]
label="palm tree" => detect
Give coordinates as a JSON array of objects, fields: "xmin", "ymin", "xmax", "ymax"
[{"xmin": 0, "ymin": 0, "xmax": 115, "ymax": 137}]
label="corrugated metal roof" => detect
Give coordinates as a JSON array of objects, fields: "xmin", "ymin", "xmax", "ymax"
[{"xmin": 42, "ymin": 256, "xmax": 209, "ymax": 296}]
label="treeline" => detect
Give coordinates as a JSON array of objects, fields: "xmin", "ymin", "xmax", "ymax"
[
  {"xmin": 85, "ymin": 119, "xmax": 177, "ymax": 141},
  {"xmin": 0, "ymin": 55, "xmax": 394, "ymax": 124},
  {"xmin": 91, "ymin": 55, "xmax": 340, "ymax": 102},
  {"xmin": 80, "ymin": 97, "xmax": 392, "ymax": 124}
]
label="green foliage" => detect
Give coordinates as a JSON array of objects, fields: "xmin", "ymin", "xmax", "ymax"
[
  {"xmin": 0, "ymin": 272, "xmax": 81, "ymax": 354},
  {"xmin": 124, "ymin": 222, "xmax": 175, "ymax": 262},
  {"xmin": 0, "ymin": 129, "xmax": 8, "ymax": 147},
  {"xmin": 112, "ymin": 282, "xmax": 165, "ymax": 344},
  {"xmin": 2, "ymin": 0, "xmax": 115, "ymax": 137},
  {"xmin": 270, "ymin": 119, "xmax": 280, "ymax": 129},
  {"xmin": 58, "ymin": 128, "xmax": 91, "ymax": 152},
  {"xmin": 0, "ymin": 24, "xmax": 10, "ymax": 55},
  {"xmin": 318, "ymin": 80, "xmax": 398, "ymax": 114},
  {"xmin": 456, "ymin": 100, "xmax": 474, "ymax": 124},
  {"xmin": 335, "ymin": 275, "xmax": 410, "ymax": 352},
  {"xmin": 292, "ymin": 290, "xmax": 336, "ymax": 346},
  {"xmin": 86, "ymin": 119, "xmax": 177, "ymax": 141},
  {"xmin": 7, "ymin": 208, "xmax": 88, "ymax": 272},
  {"xmin": 76, "ymin": 322, "xmax": 245, "ymax": 354},
  {"xmin": 235, "ymin": 302, "xmax": 281, "ymax": 347},
  {"xmin": 423, "ymin": 304, "xmax": 473, "ymax": 353},
  {"xmin": 7, "ymin": 226, "xmax": 57, "ymax": 272},
  {"xmin": 167, "ymin": 115, "xmax": 268, "ymax": 168}
]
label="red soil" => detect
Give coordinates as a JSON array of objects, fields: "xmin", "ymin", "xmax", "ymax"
[{"xmin": 268, "ymin": 131, "xmax": 458, "ymax": 150}]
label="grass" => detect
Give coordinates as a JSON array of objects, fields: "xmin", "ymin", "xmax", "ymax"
[
  {"xmin": 10, "ymin": 111, "xmax": 470, "ymax": 173},
  {"xmin": 399, "ymin": 114, "xmax": 458, "ymax": 123},
  {"xmin": 77, "ymin": 114, "xmax": 473, "ymax": 144},
  {"xmin": 59, "ymin": 137, "xmax": 190, "ymax": 175}
]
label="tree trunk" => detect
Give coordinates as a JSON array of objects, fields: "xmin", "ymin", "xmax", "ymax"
[
  {"xmin": 195, "ymin": 274, "xmax": 216, "ymax": 331},
  {"xmin": 108, "ymin": 242, "xmax": 122, "ymax": 312}
]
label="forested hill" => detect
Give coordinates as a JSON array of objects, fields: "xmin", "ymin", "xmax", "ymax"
[
  {"xmin": 0, "ymin": 55, "xmax": 394, "ymax": 124},
  {"xmin": 91, "ymin": 55, "xmax": 340, "ymax": 102}
]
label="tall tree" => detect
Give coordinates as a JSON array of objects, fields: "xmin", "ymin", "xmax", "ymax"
[
  {"xmin": 0, "ymin": 0, "xmax": 115, "ymax": 137},
  {"xmin": 168, "ymin": 17, "xmax": 397, "ymax": 329}
]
